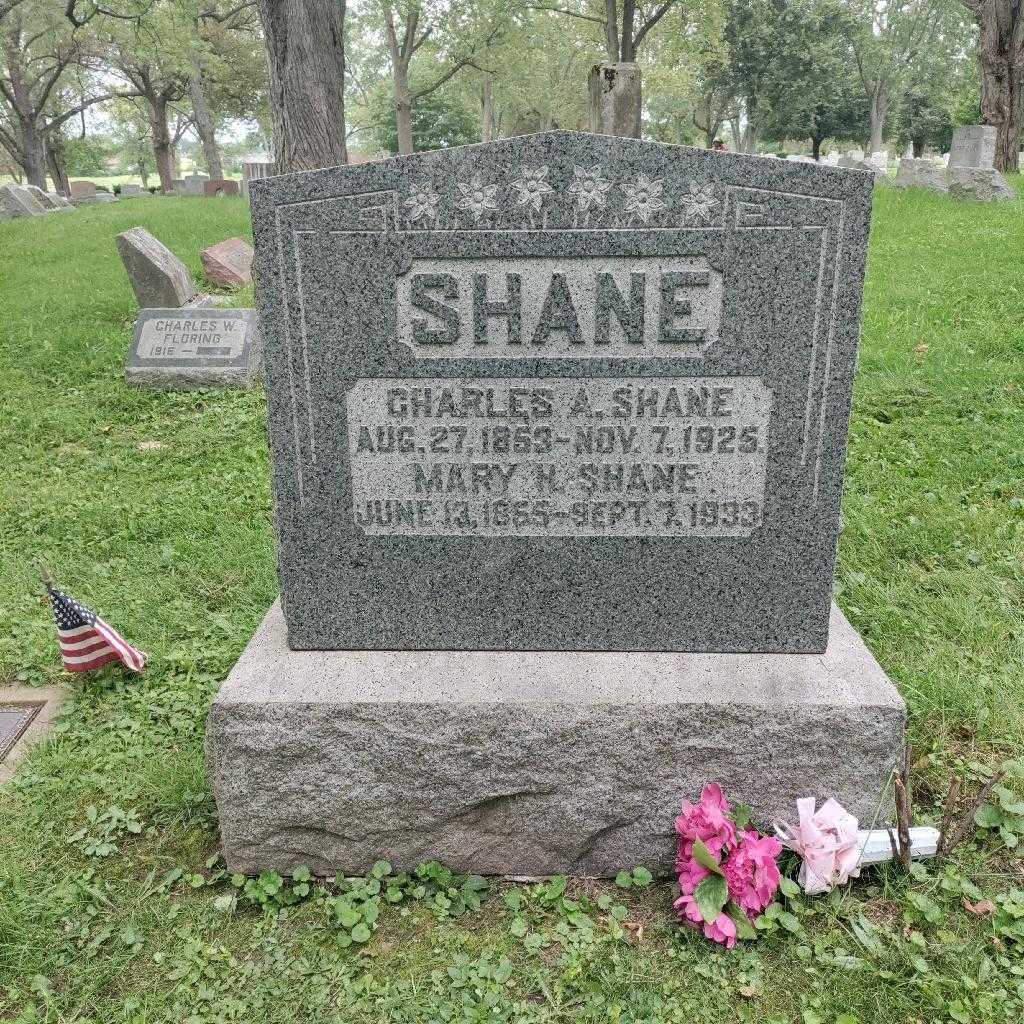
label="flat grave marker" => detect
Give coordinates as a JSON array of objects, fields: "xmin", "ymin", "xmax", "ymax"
[{"xmin": 125, "ymin": 308, "xmax": 261, "ymax": 389}]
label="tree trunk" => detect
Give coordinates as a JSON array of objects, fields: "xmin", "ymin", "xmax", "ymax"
[
  {"xmin": 912, "ymin": 138, "xmax": 924, "ymax": 157},
  {"xmin": 588, "ymin": 62, "xmax": 642, "ymax": 137},
  {"xmin": 869, "ymin": 89, "xmax": 887, "ymax": 154},
  {"xmin": 811, "ymin": 136, "xmax": 822, "ymax": 160},
  {"xmin": 19, "ymin": 122, "xmax": 47, "ymax": 189},
  {"xmin": 188, "ymin": 50, "xmax": 224, "ymax": 179},
  {"xmin": 150, "ymin": 95, "xmax": 175, "ymax": 192},
  {"xmin": 971, "ymin": 0, "xmax": 1023, "ymax": 172},
  {"xmin": 481, "ymin": 77, "xmax": 495, "ymax": 143},
  {"xmin": 3, "ymin": 29, "xmax": 47, "ymax": 189},
  {"xmin": 394, "ymin": 71, "xmax": 414, "ymax": 155},
  {"xmin": 46, "ymin": 133, "xmax": 70, "ymax": 195},
  {"xmin": 257, "ymin": 0, "xmax": 348, "ymax": 173},
  {"xmin": 138, "ymin": 160, "xmax": 149, "ymax": 188}
]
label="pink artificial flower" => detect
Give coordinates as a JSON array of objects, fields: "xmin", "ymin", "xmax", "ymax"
[
  {"xmin": 675, "ymin": 782, "xmax": 738, "ymax": 865},
  {"xmin": 776, "ymin": 797, "xmax": 861, "ymax": 895},
  {"xmin": 724, "ymin": 830, "xmax": 783, "ymax": 918},
  {"xmin": 702, "ymin": 911, "xmax": 738, "ymax": 949}
]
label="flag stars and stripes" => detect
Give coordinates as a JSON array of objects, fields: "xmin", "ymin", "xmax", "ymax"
[{"xmin": 48, "ymin": 587, "xmax": 147, "ymax": 673}]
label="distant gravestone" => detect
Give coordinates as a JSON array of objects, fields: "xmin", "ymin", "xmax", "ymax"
[
  {"xmin": 894, "ymin": 158, "xmax": 948, "ymax": 193},
  {"xmin": 947, "ymin": 167, "xmax": 1015, "ymax": 202},
  {"xmin": 205, "ymin": 132, "xmax": 906, "ymax": 879},
  {"xmin": 204, "ymin": 179, "xmax": 241, "ymax": 197},
  {"xmin": 125, "ymin": 308, "xmax": 262, "ymax": 389},
  {"xmin": 0, "ymin": 184, "xmax": 46, "ymax": 218},
  {"xmin": 24, "ymin": 185, "xmax": 68, "ymax": 210},
  {"xmin": 241, "ymin": 160, "xmax": 276, "ymax": 195},
  {"xmin": 201, "ymin": 237, "xmax": 254, "ymax": 287},
  {"xmin": 181, "ymin": 175, "xmax": 209, "ymax": 196},
  {"xmin": 69, "ymin": 180, "xmax": 96, "ymax": 199},
  {"xmin": 120, "ymin": 183, "xmax": 144, "ymax": 197},
  {"xmin": 948, "ymin": 125, "xmax": 997, "ymax": 169},
  {"xmin": 116, "ymin": 226, "xmax": 199, "ymax": 308}
]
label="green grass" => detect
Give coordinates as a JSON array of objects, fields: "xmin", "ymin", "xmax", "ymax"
[{"xmin": 1, "ymin": 186, "xmax": 1023, "ymax": 1023}]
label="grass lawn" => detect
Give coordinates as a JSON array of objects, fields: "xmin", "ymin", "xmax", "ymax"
[{"xmin": 1, "ymin": 186, "xmax": 1023, "ymax": 1023}]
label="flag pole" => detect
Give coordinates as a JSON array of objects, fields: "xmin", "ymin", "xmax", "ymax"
[{"xmin": 36, "ymin": 559, "xmax": 54, "ymax": 591}]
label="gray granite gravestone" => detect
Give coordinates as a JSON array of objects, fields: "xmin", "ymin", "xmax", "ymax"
[
  {"xmin": 948, "ymin": 125, "xmax": 997, "ymax": 169},
  {"xmin": 0, "ymin": 183, "xmax": 46, "ymax": 218},
  {"xmin": 251, "ymin": 132, "xmax": 873, "ymax": 655},
  {"xmin": 116, "ymin": 226, "xmax": 200, "ymax": 308},
  {"xmin": 894, "ymin": 158, "xmax": 948, "ymax": 192},
  {"xmin": 125, "ymin": 308, "xmax": 261, "ymax": 389},
  {"xmin": 207, "ymin": 132, "xmax": 904, "ymax": 877},
  {"xmin": 241, "ymin": 160, "xmax": 276, "ymax": 195}
]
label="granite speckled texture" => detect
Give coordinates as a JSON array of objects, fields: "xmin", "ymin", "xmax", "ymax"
[
  {"xmin": 948, "ymin": 125, "xmax": 997, "ymax": 169},
  {"xmin": 206, "ymin": 600, "xmax": 905, "ymax": 877},
  {"xmin": 248, "ymin": 132, "xmax": 874, "ymax": 653},
  {"xmin": 116, "ymin": 226, "xmax": 199, "ymax": 309},
  {"xmin": 947, "ymin": 167, "xmax": 1015, "ymax": 202},
  {"xmin": 125, "ymin": 308, "xmax": 262, "ymax": 389},
  {"xmin": 893, "ymin": 159, "xmax": 948, "ymax": 192}
]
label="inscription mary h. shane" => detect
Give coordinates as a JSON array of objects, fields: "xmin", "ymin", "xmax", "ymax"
[
  {"xmin": 347, "ymin": 376, "xmax": 771, "ymax": 538},
  {"xmin": 397, "ymin": 256, "xmax": 723, "ymax": 359}
]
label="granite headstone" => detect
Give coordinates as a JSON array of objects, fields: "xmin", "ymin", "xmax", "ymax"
[
  {"xmin": 125, "ymin": 308, "xmax": 262, "ymax": 388},
  {"xmin": 68, "ymin": 180, "xmax": 96, "ymax": 199},
  {"xmin": 208, "ymin": 132, "xmax": 903, "ymax": 878},
  {"xmin": 249, "ymin": 132, "xmax": 873, "ymax": 654},
  {"xmin": 0, "ymin": 184, "xmax": 46, "ymax": 218},
  {"xmin": 116, "ymin": 226, "xmax": 199, "ymax": 308},
  {"xmin": 241, "ymin": 160, "xmax": 276, "ymax": 195},
  {"xmin": 204, "ymin": 178, "xmax": 240, "ymax": 197},
  {"xmin": 948, "ymin": 125, "xmax": 997, "ymax": 169},
  {"xmin": 201, "ymin": 237, "xmax": 254, "ymax": 287}
]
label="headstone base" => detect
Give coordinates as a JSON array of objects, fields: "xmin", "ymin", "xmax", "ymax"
[{"xmin": 207, "ymin": 601, "xmax": 906, "ymax": 877}]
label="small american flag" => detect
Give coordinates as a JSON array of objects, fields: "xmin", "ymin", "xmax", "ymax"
[{"xmin": 48, "ymin": 587, "xmax": 147, "ymax": 673}]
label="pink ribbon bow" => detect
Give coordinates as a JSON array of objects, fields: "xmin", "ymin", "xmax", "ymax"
[{"xmin": 776, "ymin": 798, "xmax": 861, "ymax": 894}]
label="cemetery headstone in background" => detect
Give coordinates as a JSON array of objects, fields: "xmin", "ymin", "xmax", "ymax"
[
  {"xmin": 201, "ymin": 237, "xmax": 254, "ymax": 288},
  {"xmin": 894, "ymin": 158, "xmax": 948, "ymax": 192},
  {"xmin": 204, "ymin": 179, "xmax": 241, "ymax": 197},
  {"xmin": 948, "ymin": 125, "xmax": 997, "ymax": 168},
  {"xmin": 125, "ymin": 308, "xmax": 262, "ymax": 389},
  {"xmin": 0, "ymin": 184, "xmax": 47, "ymax": 218},
  {"xmin": 206, "ymin": 131, "xmax": 905, "ymax": 878},
  {"xmin": 945, "ymin": 125, "xmax": 1014, "ymax": 201},
  {"xmin": 25, "ymin": 185, "xmax": 70, "ymax": 210},
  {"xmin": 68, "ymin": 180, "xmax": 96, "ymax": 199},
  {"xmin": 120, "ymin": 183, "xmax": 144, "ymax": 197},
  {"xmin": 241, "ymin": 160, "xmax": 276, "ymax": 195},
  {"xmin": 181, "ymin": 175, "xmax": 209, "ymax": 196}
]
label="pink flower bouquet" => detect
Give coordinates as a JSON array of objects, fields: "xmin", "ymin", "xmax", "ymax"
[{"xmin": 674, "ymin": 783, "xmax": 782, "ymax": 948}]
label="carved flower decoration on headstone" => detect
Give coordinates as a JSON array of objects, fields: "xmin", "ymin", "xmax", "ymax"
[
  {"xmin": 620, "ymin": 174, "xmax": 665, "ymax": 224},
  {"xmin": 455, "ymin": 174, "xmax": 500, "ymax": 222},
  {"xmin": 403, "ymin": 181, "xmax": 440, "ymax": 223},
  {"xmin": 511, "ymin": 165, "xmax": 555, "ymax": 212},
  {"xmin": 678, "ymin": 180, "xmax": 720, "ymax": 224},
  {"xmin": 568, "ymin": 164, "xmax": 612, "ymax": 212}
]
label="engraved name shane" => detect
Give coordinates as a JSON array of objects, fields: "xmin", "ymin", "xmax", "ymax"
[{"xmin": 396, "ymin": 257, "xmax": 723, "ymax": 359}]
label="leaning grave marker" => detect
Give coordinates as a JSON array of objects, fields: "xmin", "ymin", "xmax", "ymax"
[{"xmin": 207, "ymin": 132, "xmax": 904, "ymax": 877}]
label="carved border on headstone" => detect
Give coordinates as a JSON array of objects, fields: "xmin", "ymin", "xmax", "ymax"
[{"xmin": 271, "ymin": 182, "xmax": 848, "ymax": 507}]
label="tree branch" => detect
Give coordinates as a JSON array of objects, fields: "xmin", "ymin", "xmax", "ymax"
[{"xmin": 525, "ymin": 4, "xmax": 607, "ymax": 27}]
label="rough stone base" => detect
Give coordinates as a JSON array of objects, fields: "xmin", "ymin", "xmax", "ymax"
[
  {"xmin": 947, "ymin": 167, "xmax": 1015, "ymax": 201},
  {"xmin": 206, "ymin": 601, "xmax": 906, "ymax": 878},
  {"xmin": 124, "ymin": 364, "xmax": 262, "ymax": 389}
]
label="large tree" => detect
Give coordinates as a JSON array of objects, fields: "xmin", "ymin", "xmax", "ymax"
[
  {"xmin": 379, "ymin": 1, "xmax": 508, "ymax": 156},
  {"xmin": 533, "ymin": 0, "xmax": 679, "ymax": 134},
  {"xmin": 961, "ymin": 0, "xmax": 1023, "ymax": 170},
  {"xmin": 0, "ymin": 3, "xmax": 116, "ymax": 188},
  {"xmin": 256, "ymin": 0, "xmax": 348, "ymax": 172}
]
